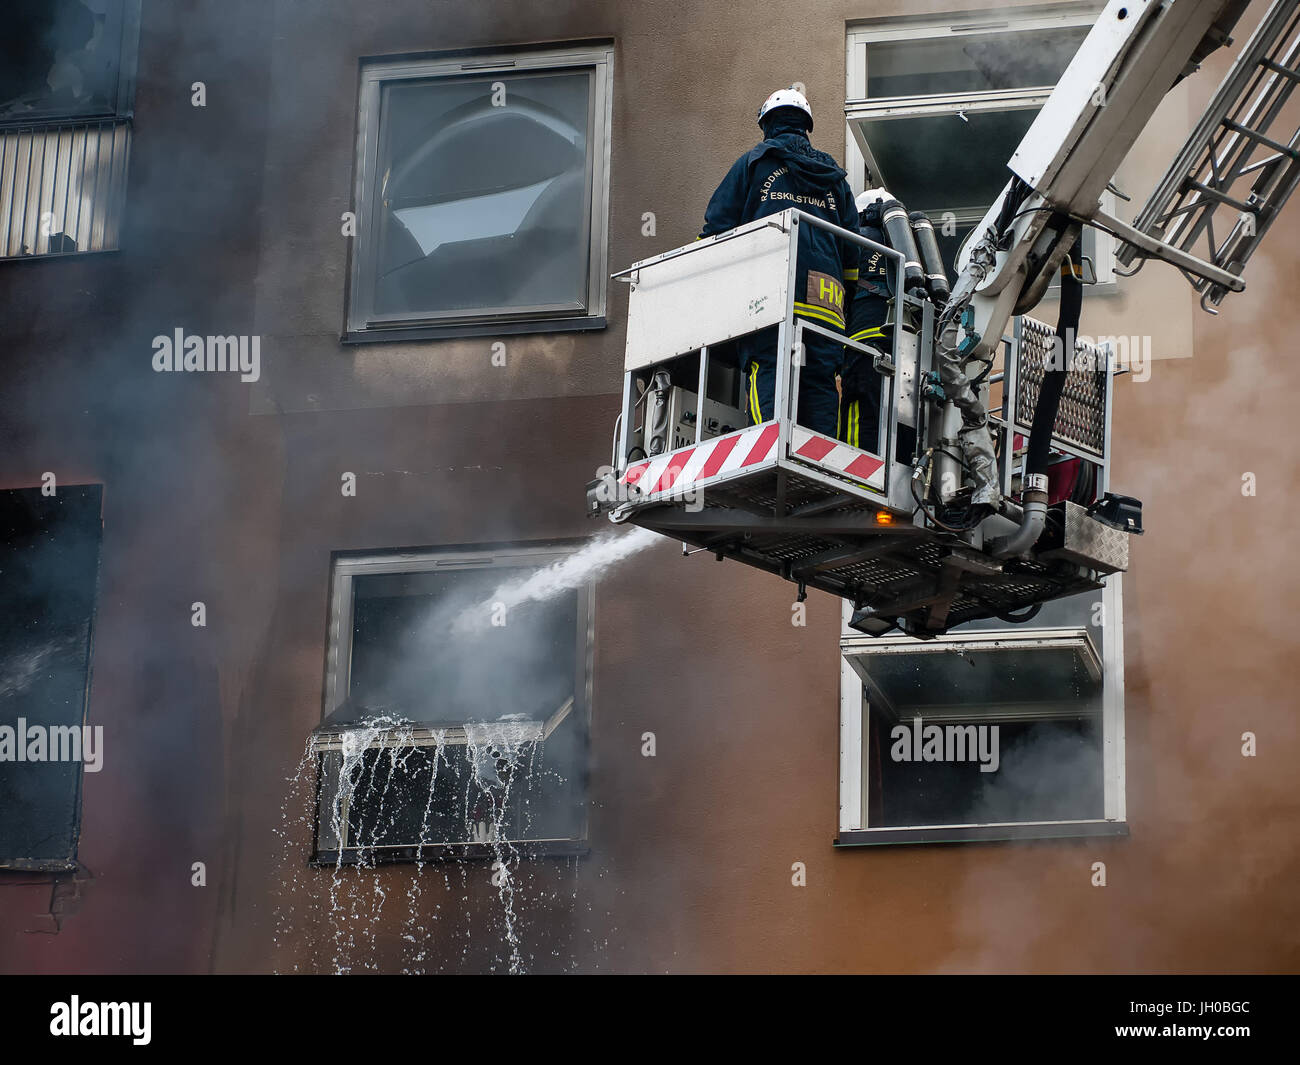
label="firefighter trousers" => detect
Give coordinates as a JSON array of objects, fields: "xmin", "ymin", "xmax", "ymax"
[{"xmin": 739, "ymin": 322, "xmax": 841, "ymax": 438}]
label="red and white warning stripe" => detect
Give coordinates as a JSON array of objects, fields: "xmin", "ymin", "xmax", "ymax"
[
  {"xmin": 789, "ymin": 427, "xmax": 885, "ymax": 489},
  {"xmin": 621, "ymin": 422, "xmax": 885, "ymax": 498},
  {"xmin": 621, "ymin": 422, "xmax": 779, "ymax": 497}
]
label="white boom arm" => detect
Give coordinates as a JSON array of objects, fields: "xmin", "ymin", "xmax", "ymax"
[
  {"xmin": 961, "ymin": 0, "xmax": 1248, "ymax": 350},
  {"xmin": 936, "ymin": 0, "xmax": 1258, "ymax": 526}
]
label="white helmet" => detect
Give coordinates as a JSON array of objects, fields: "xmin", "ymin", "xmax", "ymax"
[
  {"xmin": 758, "ymin": 86, "xmax": 813, "ymax": 129},
  {"xmin": 855, "ymin": 187, "xmax": 892, "ymax": 211}
]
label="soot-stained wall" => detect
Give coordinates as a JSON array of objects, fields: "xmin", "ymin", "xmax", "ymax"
[{"xmin": 1, "ymin": 0, "xmax": 1296, "ymax": 973}]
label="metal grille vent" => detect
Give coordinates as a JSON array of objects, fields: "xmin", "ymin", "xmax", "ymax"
[{"xmin": 1015, "ymin": 316, "xmax": 1108, "ymax": 456}]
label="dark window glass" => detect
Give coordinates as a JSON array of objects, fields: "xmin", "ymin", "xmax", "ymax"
[
  {"xmin": 860, "ymin": 107, "xmax": 1039, "ymax": 215},
  {"xmin": 0, "ymin": 1, "xmax": 131, "ymax": 123},
  {"xmin": 865, "ymin": 28, "xmax": 1089, "ymax": 98},
  {"xmin": 0, "ymin": 485, "xmax": 103, "ymax": 870},
  {"xmin": 371, "ymin": 70, "xmax": 593, "ymax": 320},
  {"xmin": 343, "ymin": 566, "xmax": 577, "ymax": 724},
  {"xmin": 870, "ymin": 715, "xmax": 1104, "ymax": 827}
]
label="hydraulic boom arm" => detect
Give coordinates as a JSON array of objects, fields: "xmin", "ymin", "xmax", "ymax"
[{"xmin": 936, "ymin": 0, "xmax": 1270, "ymax": 527}]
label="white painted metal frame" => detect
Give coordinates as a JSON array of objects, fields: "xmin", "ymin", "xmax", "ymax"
[
  {"xmin": 613, "ymin": 208, "xmax": 903, "ymax": 507},
  {"xmin": 837, "ymin": 575, "xmax": 1126, "ymax": 836},
  {"xmin": 622, "ymin": 214, "xmax": 793, "ymax": 371}
]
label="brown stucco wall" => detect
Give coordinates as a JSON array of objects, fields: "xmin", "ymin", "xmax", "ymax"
[{"xmin": 1, "ymin": 0, "xmax": 1297, "ymax": 974}]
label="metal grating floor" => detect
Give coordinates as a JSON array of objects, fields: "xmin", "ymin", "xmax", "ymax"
[{"xmin": 630, "ymin": 461, "xmax": 1103, "ymax": 634}]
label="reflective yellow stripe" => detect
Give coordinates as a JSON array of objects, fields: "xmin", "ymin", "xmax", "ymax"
[
  {"xmin": 794, "ymin": 303, "xmax": 845, "ymax": 327},
  {"xmin": 749, "ymin": 363, "xmax": 760, "ymax": 423},
  {"xmin": 793, "ymin": 303, "xmax": 846, "ymax": 329},
  {"xmin": 850, "ymin": 400, "xmax": 859, "ymax": 448},
  {"xmin": 850, "ymin": 326, "xmax": 886, "ymax": 343},
  {"xmin": 843, "ymin": 268, "xmax": 859, "ymax": 281}
]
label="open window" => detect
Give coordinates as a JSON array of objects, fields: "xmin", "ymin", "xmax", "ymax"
[
  {"xmin": 838, "ymin": 580, "xmax": 1126, "ymax": 844},
  {"xmin": 313, "ymin": 544, "xmax": 592, "ymax": 864},
  {"xmin": 346, "ymin": 42, "xmax": 615, "ymax": 341},
  {"xmin": 844, "ymin": 5, "xmax": 1116, "ymax": 288},
  {"xmin": 0, "ymin": 485, "xmax": 104, "ymax": 871},
  {"xmin": 0, "ymin": 1, "xmax": 139, "ymax": 259}
]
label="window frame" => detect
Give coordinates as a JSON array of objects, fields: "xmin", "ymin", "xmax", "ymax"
[
  {"xmin": 836, "ymin": 576, "xmax": 1127, "ymax": 846},
  {"xmin": 0, "ymin": 0, "xmax": 142, "ymax": 128},
  {"xmin": 344, "ymin": 41, "xmax": 615, "ymax": 343},
  {"xmin": 844, "ymin": 4, "xmax": 1117, "ymax": 292},
  {"xmin": 0, "ymin": 0, "xmax": 140, "ymax": 261},
  {"xmin": 317, "ymin": 542, "xmax": 595, "ymax": 863}
]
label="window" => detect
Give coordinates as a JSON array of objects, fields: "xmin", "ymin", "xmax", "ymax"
[
  {"xmin": 346, "ymin": 42, "xmax": 615, "ymax": 341},
  {"xmin": 845, "ymin": 6, "xmax": 1116, "ymax": 287},
  {"xmin": 313, "ymin": 545, "xmax": 592, "ymax": 864},
  {"xmin": 837, "ymin": 581, "xmax": 1126, "ymax": 844},
  {"xmin": 0, "ymin": 1, "xmax": 139, "ymax": 259},
  {"xmin": 0, "ymin": 485, "xmax": 103, "ymax": 871}
]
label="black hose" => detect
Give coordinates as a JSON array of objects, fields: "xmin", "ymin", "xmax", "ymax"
[
  {"xmin": 1070, "ymin": 457, "xmax": 1096, "ymax": 506},
  {"xmin": 995, "ymin": 602, "xmax": 1043, "ymax": 624},
  {"xmin": 994, "ymin": 177, "xmax": 1032, "ymax": 238},
  {"xmin": 1024, "ymin": 237, "xmax": 1083, "ymax": 486}
]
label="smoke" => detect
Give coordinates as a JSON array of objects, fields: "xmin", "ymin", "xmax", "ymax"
[
  {"xmin": 965, "ymin": 723, "xmax": 1102, "ymax": 825},
  {"xmin": 0, "ymin": 640, "xmax": 64, "ymax": 703},
  {"xmin": 287, "ymin": 529, "xmax": 664, "ymax": 972},
  {"xmin": 321, "ymin": 526, "xmax": 659, "ymax": 729}
]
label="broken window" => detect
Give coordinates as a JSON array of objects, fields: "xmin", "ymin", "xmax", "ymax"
[
  {"xmin": 0, "ymin": 1, "xmax": 139, "ymax": 259},
  {"xmin": 837, "ymin": 581, "xmax": 1126, "ymax": 844},
  {"xmin": 0, "ymin": 485, "xmax": 104, "ymax": 871},
  {"xmin": 346, "ymin": 43, "xmax": 614, "ymax": 339},
  {"xmin": 844, "ymin": 7, "xmax": 1116, "ymax": 285},
  {"xmin": 313, "ymin": 546, "xmax": 591, "ymax": 864}
]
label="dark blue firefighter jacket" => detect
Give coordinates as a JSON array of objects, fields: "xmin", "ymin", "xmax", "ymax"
[{"xmin": 700, "ymin": 127, "xmax": 860, "ymax": 334}]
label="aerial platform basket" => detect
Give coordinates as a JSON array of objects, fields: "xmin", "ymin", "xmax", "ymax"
[{"xmin": 589, "ymin": 208, "xmax": 1130, "ymax": 636}]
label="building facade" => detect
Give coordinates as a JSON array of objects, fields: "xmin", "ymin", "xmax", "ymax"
[{"xmin": 1, "ymin": 0, "xmax": 1297, "ymax": 973}]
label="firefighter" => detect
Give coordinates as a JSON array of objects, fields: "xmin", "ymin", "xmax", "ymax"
[
  {"xmin": 699, "ymin": 87, "xmax": 860, "ymax": 437},
  {"xmin": 840, "ymin": 188, "xmax": 892, "ymax": 453},
  {"xmin": 841, "ymin": 186, "xmax": 928, "ymax": 457}
]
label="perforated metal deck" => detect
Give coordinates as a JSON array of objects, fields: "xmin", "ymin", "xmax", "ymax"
[{"xmin": 624, "ymin": 455, "xmax": 1104, "ymax": 634}]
